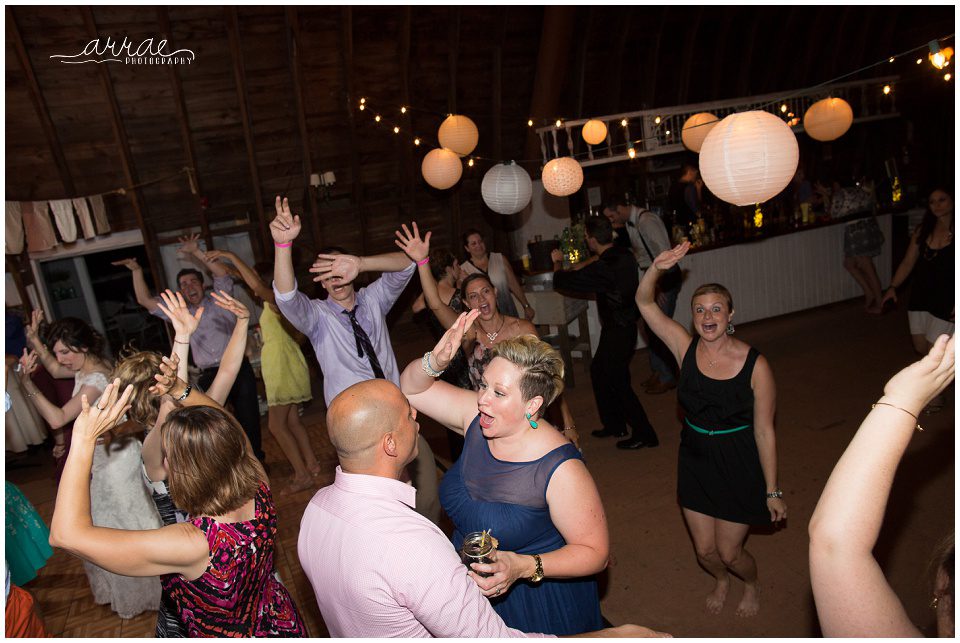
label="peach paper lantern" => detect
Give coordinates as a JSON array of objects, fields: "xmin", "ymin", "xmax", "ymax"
[
  {"xmin": 802, "ymin": 97, "xmax": 854, "ymax": 142},
  {"xmin": 437, "ymin": 114, "xmax": 479, "ymax": 157},
  {"xmin": 421, "ymin": 148, "xmax": 463, "ymax": 190},
  {"xmin": 581, "ymin": 119, "xmax": 608, "ymax": 145},
  {"xmin": 681, "ymin": 112, "xmax": 719, "ymax": 153},
  {"xmin": 541, "ymin": 157, "xmax": 583, "ymax": 197},
  {"xmin": 698, "ymin": 110, "xmax": 799, "ymax": 206}
]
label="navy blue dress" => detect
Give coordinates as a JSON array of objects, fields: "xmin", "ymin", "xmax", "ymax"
[{"xmin": 439, "ymin": 415, "xmax": 604, "ymax": 635}]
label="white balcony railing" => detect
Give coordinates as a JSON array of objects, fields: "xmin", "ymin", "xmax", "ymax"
[{"xmin": 535, "ymin": 76, "xmax": 900, "ymax": 167}]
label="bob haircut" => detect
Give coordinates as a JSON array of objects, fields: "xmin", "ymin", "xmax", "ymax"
[
  {"xmin": 460, "ymin": 272, "xmax": 496, "ymax": 303},
  {"xmin": 429, "ymin": 248, "xmax": 457, "ymax": 282},
  {"xmin": 492, "ymin": 335, "xmax": 565, "ymax": 415},
  {"xmin": 112, "ymin": 349, "xmax": 162, "ymax": 426},
  {"xmin": 44, "ymin": 317, "xmax": 105, "ymax": 358},
  {"xmin": 691, "ymin": 283, "xmax": 734, "ymax": 312},
  {"xmin": 160, "ymin": 406, "xmax": 262, "ymax": 517}
]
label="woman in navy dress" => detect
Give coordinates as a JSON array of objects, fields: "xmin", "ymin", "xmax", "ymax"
[
  {"xmin": 400, "ymin": 312, "xmax": 606, "ymax": 635},
  {"xmin": 636, "ymin": 240, "xmax": 787, "ymax": 618}
]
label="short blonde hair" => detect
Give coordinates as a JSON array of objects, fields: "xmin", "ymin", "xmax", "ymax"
[
  {"xmin": 692, "ymin": 283, "xmax": 734, "ymax": 311},
  {"xmin": 160, "ymin": 406, "xmax": 262, "ymax": 517},
  {"xmin": 112, "ymin": 350, "xmax": 162, "ymax": 427},
  {"xmin": 492, "ymin": 335, "xmax": 565, "ymax": 415}
]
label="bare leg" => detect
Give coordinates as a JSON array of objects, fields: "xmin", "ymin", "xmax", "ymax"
[
  {"xmin": 715, "ymin": 518, "xmax": 759, "ymax": 617},
  {"xmin": 286, "ymin": 404, "xmax": 321, "ymax": 476},
  {"xmin": 682, "ymin": 508, "xmax": 730, "ymax": 614},
  {"xmin": 268, "ymin": 404, "xmax": 311, "ymax": 491},
  {"xmin": 843, "ymin": 256, "xmax": 877, "ymax": 311},
  {"xmin": 855, "ymin": 256, "xmax": 884, "ymax": 313}
]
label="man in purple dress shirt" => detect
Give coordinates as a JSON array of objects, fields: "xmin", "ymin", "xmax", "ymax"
[
  {"xmin": 299, "ymin": 379, "xmax": 668, "ymax": 638},
  {"xmin": 115, "ymin": 240, "xmax": 264, "ymax": 462},
  {"xmin": 269, "ymin": 197, "xmax": 440, "ymax": 524}
]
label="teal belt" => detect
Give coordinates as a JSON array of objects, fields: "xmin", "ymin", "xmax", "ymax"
[{"xmin": 685, "ymin": 418, "xmax": 751, "ymax": 436}]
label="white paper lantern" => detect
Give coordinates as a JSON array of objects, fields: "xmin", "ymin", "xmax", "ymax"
[
  {"xmin": 803, "ymin": 97, "xmax": 854, "ymax": 142},
  {"xmin": 481, "ymin": 161, "xmax": 532, "ymax": 214},
  {"xmin": 541, "ymin": 157, "xmax": 583, "ymax": 197},
  {"xmin": 681, "ymin": 112, "xmax": 719, "ymax": 153},
  {"xmin": 421, "ymin": 148, "xmax": 463, "ymax": 190},
  {"xmin": 581, "ymin": 119, "xmax": 608, "ymax": 146},
  {"xmin": 698, "ymin": 110, "xmax": 799, "ymax": 206},
  {"xmin": 438, "ymin": 114, "xmax": 479, "ymax": 157}
]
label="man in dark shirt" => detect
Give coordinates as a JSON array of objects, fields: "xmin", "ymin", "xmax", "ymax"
[
  {"xmin": 551, "ymin": 217, "xmax": 659, "ymax": 450},
  {"xmin": 666, "ymin": 163, "xmax": 700, "ymax": 233}
]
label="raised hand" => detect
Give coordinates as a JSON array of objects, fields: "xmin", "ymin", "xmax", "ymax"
[
  {"xmin": 111, "ymin": 257, "xmax": 141, "ymax": 272},
  {"xmin": 652, "ymin": 241, "xmax": 690, "ymax": 271},
  {"xmin": 177, "ymin": 233, "xmax": 202, "ymax": 256},
  {"xmin": 25, "ymin": 309, "xmax": 43, "ymax": 341},
  {"xmin": 148, "ymin": 354, "xmax": 183, "ymax": 398},
  {"xmin": 270, "ymin": 196, "xmax": 301, "ymax": 245},
  {"xmin": 879, "ymin": 334, "xmax": 955, "ymax": 416},
  {"xmin": 310, "ymin": 253, "xmax": 361, "ymax": 284},
  {"xmin": 550, "ymin": 248, "xmax": 563, "ymax": 264},
  {"xmin": 394, "ymin": 222, "xmax": 431, "ymax": 263},
  {"xmin": 202, "ymin": 249, "xmax": 233, "ymax": 265},
  {"xmin": 73, "ymin": 379, "xmax": 135, "ymax": 444},
  {"xmin": 431, "ymin": 310, "xmax": 480, "ymax": 371},
  {"xmin": 18, "ymin": 348, "xmax": 38, "ymax": 378},
  {"xmin": 210, "ymin": 290, "xmax": 249, "ymax": 320},
  {"xmin": 155, "ymin": 289, "xmax": 203, "ymax": 339}
]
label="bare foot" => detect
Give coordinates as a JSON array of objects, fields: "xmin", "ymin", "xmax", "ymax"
[
  {"xmin": 706, "ymin": 576, "xmax": 729, "ymax": 614},
  {"xmin": 282, "ymin": 474, "xmax": 315, "ymax": 494},
  {"xmin": 865, "ymin": 303, "xmax": 883, "ymax": 314},
  {"xmin": 736, "ymin": 582, "xmax": 760, "ymax": 617}
]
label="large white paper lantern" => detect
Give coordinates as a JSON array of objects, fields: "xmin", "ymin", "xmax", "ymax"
[
  {"xmin": 481, "ymin": 161, "xmax": 532, "ymax": 214},
  {"xmin": 421, "ymin": 148, "xmax": 463, "ymax": 190},
  {"xmin": 803, "ymin": 97, "xmax": 854, "ymax": 142},
  {"xmin": 438, "ymin": 114, "xmax": 478, "ymax": 157},
  {"xmin": 698, "ymin": 110, "xmax": 799, "ymax": 206},
  {"xmin": 581, "ymin": 119, "xmax": 608, "ymax": 145},
  {"xmin": 541, "ymin": 157, "xmax": 583, "ymax": 197},
  {"xmin": 681, "ymin": 112, "xmax": 719, "ymax": 153}
]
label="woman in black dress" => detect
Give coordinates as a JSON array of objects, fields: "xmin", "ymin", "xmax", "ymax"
[{"xmin": 635, "ymin": 240, "xmax": 786, "ymax": 618}]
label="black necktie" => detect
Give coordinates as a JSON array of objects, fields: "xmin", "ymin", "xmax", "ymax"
[{"xmin": 344, "ymin": 305, "xmax": 385, "ymax": 379}]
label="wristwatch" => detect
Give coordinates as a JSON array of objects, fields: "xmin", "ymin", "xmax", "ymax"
[
  {"xmin": 529, "ymin": 554, "xmax": 544, "ymax": 583},
  {"xmin": 766, "ymin": 489, "xmax": 783, "ymax": 499}
]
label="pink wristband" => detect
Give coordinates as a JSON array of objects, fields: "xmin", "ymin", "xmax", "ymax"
[
  {"xmin": 275, "ymin": 242, "xmax": 292, "ymax": 248},
  {"xmin": 417, "ymin": 257, "xmax": 430, "ymax": 266}
]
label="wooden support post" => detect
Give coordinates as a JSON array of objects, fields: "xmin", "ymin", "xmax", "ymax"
[
  {"xmin": 447, "ymin": 7, "xmax": 462, "ymax": 248},
  {"xmin": 8, "ymin": 7, "xmax": 75, "ymax": 196},
  {"xmin": 81, "ymin": 7, "xmax": 165, "ymax": 291},
  {"xmin": 398, "ymin": 7, "xmax": 415, "ymax": 222},
  {"xmin": 338, "ymin": 7, "xmax": 367, "ymax": 255},
  {"xmin": 156, "ymin": 7, "xmax": 218, "ymax": 256},
  {"xmin": 286, "ymin": 7, "xmax": 323, "ymax": 254},
  {"xmin": 226, "ymin": 8, "xmax": 269, "ymax": 259}
]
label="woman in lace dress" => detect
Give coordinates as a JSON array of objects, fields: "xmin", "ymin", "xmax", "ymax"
[{"xmin": 18, "ymin": 315, "xmax": 161, "ymax": 618}]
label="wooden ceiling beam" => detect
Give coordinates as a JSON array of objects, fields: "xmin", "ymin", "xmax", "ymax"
[
  {"xmin": 447, "ymin": 6, "xmax": 462, "ymax": 246},
  {"xmin": 398, "ymin": 7, "xmax": 415, "ymax": 221},
  {"xmin": 80, "ymin": 7, "xmax": 165, "ymax": 291},
  {"xmin": 7, "ymin": 7, "xmax": 76, "ymax": 196},
  {"xmin": 286, "ymin": 7, "xmax": 323, "ymax": 253},
  {"xmin": 645, "ymin": 8, "xmax": 669, "ymax": 108},
  {"xmin": 710, "ymin": 9, "xmax": 736, "ymax": 99},
  {"xmin": 608, "ymin": 7, "xmax": 634, "ymax": 113},
  {"xmin": 226, "ymin": 7, "xmax": 269, "ymax": 259},
  {"xmin": 676, "ymin": 6, "xmax": 703, "ymax": 105},
  {"xmin": 338, "ymin": 6, "xmax": 367, "ymax": 256},
  {"xmin": 156, "ymin": 7, "xmax": 216, "ymax": 256}
]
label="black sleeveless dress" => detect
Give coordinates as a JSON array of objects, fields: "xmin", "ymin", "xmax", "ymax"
[{"xmin": 676, "ymin": 337, "xmax": 770, "ymax": 525}]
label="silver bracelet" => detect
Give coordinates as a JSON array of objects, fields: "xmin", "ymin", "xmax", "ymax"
[{"xmin": 421, "ymin": 351, "xmax": 445, "ymax": 378}]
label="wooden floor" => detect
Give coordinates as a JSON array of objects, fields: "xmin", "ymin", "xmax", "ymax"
[{"xmin": 6, "ymin": 298, "xmax": 954, "ymax": 637}]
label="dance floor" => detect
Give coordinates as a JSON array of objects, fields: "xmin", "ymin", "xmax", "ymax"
[{"xmin": 6, "ymin": 298, "xmax": 953, "ymax": 637}]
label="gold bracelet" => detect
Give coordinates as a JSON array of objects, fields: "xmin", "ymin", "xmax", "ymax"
[{"xmin": 871, "ymin": 402, "xmax": 923, "ymax": 432}]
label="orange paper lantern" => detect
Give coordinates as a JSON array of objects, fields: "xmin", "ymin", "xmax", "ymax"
[
  {"xmin": 802, "ymin": 98, "xmax": 854, "ymax": 142},
  {"xmin": 581, "ymin": 119, "xmax": 608, "ymax": 146},
  {"xmin": 421, "ymin": 148, "xmax": 463, "ymax": 190},
  {"xmin": 681, "ymin": 112, "xmax": 719, "ymax": 153},
  {"xmin": 438, "ymin": 115, "xmax": 479, "ymax": 157}
]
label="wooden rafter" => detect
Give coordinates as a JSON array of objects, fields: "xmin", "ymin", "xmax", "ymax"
[
  {"xmin": 338, "ymin": 6, "xmax": 367, "ymax": 255},
  {"xmin": 286, "ymin": 7, "xmax": 323, "ymax": 253},
  {"xmin": 80, "ymin": 7, "xmax": 165, "ymax": 291},
  {"xmin": 710, "ymin": 8, "xmax": 736, "ymax": 99},
  {"xmin": 609, "ymin": 7, "xmax": 634, "ymax": 112},
  {"xmin": 646, "ymin": 8, "xmax": 669, "ymax": 108},
  {"xmin": 156, "ymin": 7, "xmax": 216, "ymax": 255},
  {"xmin": 7, "ymin": 7, "xmax": 75, "ymax": 196},
  {"xmin": 447, "ymin": 6, "xmax": 462, "ymax": 246},
  {"xmin": 398, "ymin": 7, "xmax": 415, "ymax": 220},
  {"xmin": 736, "ymin": 10, "xmax": 763, "ymax": 95},
  {"xmin": 676, "ymin": 6, "xmax": 703, "ymax": 105},
  {"xmin": 225, "ymin": 8, "xmax": 268, "ymax": 258}
]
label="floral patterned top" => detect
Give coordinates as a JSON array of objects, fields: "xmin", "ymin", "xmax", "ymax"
[{"xmin": 161, "ymin": 482, "xmax": 306, "ymax": 637}]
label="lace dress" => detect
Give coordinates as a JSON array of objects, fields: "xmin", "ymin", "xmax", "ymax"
[{"xmin": 75, "ymin": 371, "xmax": 164, "ymax": 618}]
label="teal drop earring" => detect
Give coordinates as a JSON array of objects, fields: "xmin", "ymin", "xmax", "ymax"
[{"xmin": 525, "ymin": 413, "xmax": 539, "ymax": 429}]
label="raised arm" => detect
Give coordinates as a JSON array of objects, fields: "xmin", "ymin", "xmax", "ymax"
[
  {"xmin": 16, "ymin": 350, "xmax": 99, "ymax": 431},
  {"xmin": 400, "ymin": 310, "xmax": 480, "ymax": 433},
  {"xmin": 395, "ymin": 224, "xmax": 460, "ymax": 329},
  {"xmin": 310, "ymin": 251, "xmax": 412, "ymax": 284},
  {"xmin": 155, "ymin": 289, "xmax": 203, "ymax": 384},
  {"xmin": 203, "ymin": 291, "xmax": 250, "ymax": 404},
  {"xmin": 502, "ymin": 258, "xmax": 535, "ymax": 321},
  {"xmin": 809, "ymin": 334, "xmax": 955, "ymax": 637},
  {"xmin": 112, "ymin": 257, "xmax": 160, "ymax": 313},
  {"xmin": 179, "ymin": 233, "xmax": 228, "ymax": 279},
  {"xmin": 271, "ymin": 196, "xmax": 301, "ymax": 295},
  {"xmin": 49, "ymin": 380, "xmax": 210, "ymax": 579},
  {"xmin": 751, "ymin": 355, "xmax": 785, "ymax": 522},
  {"xmin": 23, "ymin": 309, "xmax": 73, "ymax": 379},
  {"xmin": 880, "ymin": 227, "xmax": 922, "ymax": 306},
  {"xmin": 636, "ymin": 242, "xmax": 692, "ymax": 365},
  {"xmin": 204, "ymin": 249, "xmax": 274, "ymax": 304}
]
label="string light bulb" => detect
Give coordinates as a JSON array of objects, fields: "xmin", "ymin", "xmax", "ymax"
[
  {"xmin": 946, "ymin": 73, "xmax": 953, "ymax": 82},
  {"xmin": 393, "ymin": 126, "xmax": 400, "ymax": 134},
  {"xmin": 467, "ymin": 158, "xmax": 475, "ymax": 167},
  {"xmin": 555, "ymin": 119, "xmax": 562, "ymax": 128},
  {"xmin": 360, "ymin": 97, "xmax": 366, "ymax": 104},
  {"xmin": 916, "ymin": 58, "xmax": 923, "ymax": 65},
  {"xmin": 375, "ymin": 115, "xmax": 381, "ymax": 123},
  {"xmin": 627, "ymin": 142, "xmax": 636, "ymax": 159},
  {"xmin": 621, "ymin": 118, "xmax": 628, "ymax": 127},
  {"xmin": 359, "ymin": 104, "xmax": 365, "ymax": 111},
  {"xmin": 654, "ymin": 116, "xmax": 661, "ymax": 125},
  {"xmin": 665, "ymin": 129, "xmax": 671, "ymax": 136},
  {"xmin": 888, "ymin": 57, "xmax": 895, "ymax": 63},
  {"xmin": 882, "ymin": 85, "xmax": 891, "ymax": 95},
  {"xmin": 414, "ymin": 137, "xmax": 421, "ymax": 146},
  {"xmin": 928, "ymin": 41, "xmax": 953, "ymax": 70},
  {"xmin": 780, "ymin": 104, "xmax": 788, "ymax": 113},
  {"xmin": 400, "ymin": 106, "xmax": 407, "ymax": 114},
  {"xmin": 527, "ymin": 119, "xmax": 534, "ymax": 127}
]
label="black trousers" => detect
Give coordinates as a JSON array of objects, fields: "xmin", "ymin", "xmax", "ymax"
[
  {"xmin": 590, "ymin": 324, "xmax": 658, "ymax": 443},
  {"xmin": 199, "ymin": 357, "xmax": 265, "ymax": 462}
]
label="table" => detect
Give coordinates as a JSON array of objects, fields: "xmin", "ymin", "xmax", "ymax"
[{"xmin": 523, "ymin": 288, "xmax": 591, "ymax": 387}]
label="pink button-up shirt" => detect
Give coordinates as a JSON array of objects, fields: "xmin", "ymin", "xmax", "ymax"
[{"xmin": 298, "ymin": 467, "xmax": 552, "ymax": 638}]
